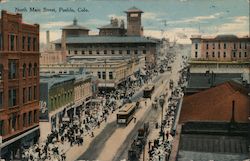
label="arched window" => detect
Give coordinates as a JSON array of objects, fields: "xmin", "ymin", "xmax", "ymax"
[
  {"xmin": 28, "ymin": 63, "xmax": 32, "ymax": 76},
  {"xmin": 33, "ymin": 63, "xmax": 37, "ymax": 76},
  {"xmin": 23, "ymin": 63, "xmax": 26, "ymax": 78}
]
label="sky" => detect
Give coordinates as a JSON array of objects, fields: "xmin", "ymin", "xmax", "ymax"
[{"xmin": 0, "ymin": 0, "xmax": 249, "ymax": 44}]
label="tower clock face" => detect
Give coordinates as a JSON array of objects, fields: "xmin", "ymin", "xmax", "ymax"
[{"xmin": 130, "ymin": 13, "xmax": 138, "ymax": 17}]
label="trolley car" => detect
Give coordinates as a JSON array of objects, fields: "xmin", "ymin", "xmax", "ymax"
[
  {"xmin": 117, "ymin": 103, "xmax": 136, "ymax": 125},
  {"xmin": 143, "ymin": 84, "xmax": 155, "ymax": 98}
]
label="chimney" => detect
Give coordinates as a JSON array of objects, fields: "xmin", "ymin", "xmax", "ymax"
[
  {"xmin": 61, "ymin": 30, "xmax": 67, "ymax": 63},
  {"xmin": 46, "ymin": 30, "xmax": 50, "ymax": 47}
]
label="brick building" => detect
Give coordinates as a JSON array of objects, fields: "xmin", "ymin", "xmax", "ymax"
[
  {"xmin": 190, "ymin": 34, "xmax": 250, "ymax": 61},
  {"xmin": 189, "ymin": 34, "xmax": 250, "ymax": 85},
  {"xmin": 0, "ymin": 10, "xmax": 40, "ymax": 160},
  {"xmin": 169, "ymin": 81, "xmax": 250, "ymax": 161},
  {"xmin": 126, "ymin": 6, "xmax": 143, "ymax": 36}
]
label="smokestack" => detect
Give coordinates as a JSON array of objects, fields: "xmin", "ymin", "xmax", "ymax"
[
  {"xmin": 61, "ymin": 30, "xmax": 67, "ymax": 63},
  {"xmin": 46, "ymin": 30, "xmax": 50, "ymax": 45}
]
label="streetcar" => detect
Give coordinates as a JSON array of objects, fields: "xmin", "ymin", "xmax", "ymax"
[
  {"xmin": 143, "ymin": 84, "xmax": 155, "ymax": 98},
  {"xmin": 117, "ymin": 103, "xmax": 136, "ymax": 125}
]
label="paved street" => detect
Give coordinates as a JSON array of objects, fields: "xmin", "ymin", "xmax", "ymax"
[
  {"xmin": 77, "ymin": 45, "xmax": 188, "ymax": 161},
  {"xmin": 78, "ymin": 70, "xmax": 169, "ymax": 161}
]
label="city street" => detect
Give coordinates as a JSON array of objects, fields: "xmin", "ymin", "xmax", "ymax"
[
  {"xmin": 77, "ymin": 45, "xmax": 188, "ymax": 161},
  {"xmin": 78, "ymin": 68, "xmax": 170, "ymax": 161}
]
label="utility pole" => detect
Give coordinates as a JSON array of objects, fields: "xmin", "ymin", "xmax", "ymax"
[{"xmin": 104, "ymin": 59, "xmax": 107, "ymax": 103}]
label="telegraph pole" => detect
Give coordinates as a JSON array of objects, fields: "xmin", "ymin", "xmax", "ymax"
[{"xmin": 105, "ymin": 59, "xmax": 107, "ymax": 103}]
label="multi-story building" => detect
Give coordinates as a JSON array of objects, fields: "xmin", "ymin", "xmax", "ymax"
[
  {"xmin": 190, "ymin": 35, "xmax": 249, "ymax": 61},
  {"xmin": 40, "ymin": 7, "xmax": 157, "ymax": 90},
  {"xmin": 40, "ymin": 55, "xmax": 144, "ymax": 89},
  {"xmin": 0, "ymin": 10, "xmax": 40, "ymax": 160},
  {"xmin": 188, "ymin": 34, "xmax": 250, "ymax": 88},
  {"xmin": 39, "ymin": 74, "xmax": 97, "ymax": 131}
]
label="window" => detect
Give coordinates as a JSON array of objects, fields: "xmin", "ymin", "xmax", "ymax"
[
  {"xmin": 102, "ymin": 71, "xmax": 106, "ymax": 80},
  {"xmin": 28, "ymin": 87, "xmax": 32, "ymax": 101},
  {"xmin": 23, "ymin": 113, "xmax": 26, "ymax": 127},
  {"xmin": 233, "ymin": 52, "xmax": 236, "ymax": 57},
  {"xmin": 27, "ymin": 37, "xmax": 31, "ymax": 51},
  {"xmin": 195, "ymin": 52, "xmax": 198, "ymax": 58},
  {"xmin": 0, "ymin": 120, "xmax": 4, "ymax": 135},
  {"xmin": 206, "ymin": 43, "xmax": 209, "ymax": 50},
  {"xmin": 239, "ymin": 52, "xmax": 241, "ymax": 58},
  {"xmin": 111, "ymin": 50, "xmax": 115, "ymax": 54},
  {"xmin": 98, "ymin": 71, "xmax": 101, "ymax": 79},
  {"xmin": 89, "ymin": 50, "xmax": 92, "ymax": 54},
  {"xmin": 195, "ymin": 43, "xmax": 198, "ymax": 50},
  {"xmin": 22, "ymin": 36, "xmax": 25, "ymax": 50},
  {"xmin": 74, "ymin": 50, "xmax": 77, "ymax": 55},
  {"xmin": 0, "ymin": 33, "xmax": 2, "ymax": 50},
  {"xmin": 96, "ymin": 50, "xmax": 99, "ymax": 55},
  {"xmin": 28, "ymin": 111, "xmax": 32, "ymax": 125},
  {"xmin": 11, "ymin": 115, "xmax": 17, "ymax": 131},
  {"xmin": 224, "ymin": 43, "xmax": 226, "ymax": 49},
  {"xmin": 212, "ymin": 52, "xmax": 215, "ymax": 57},
  {"xmin": 223, "ymin": 52, "xmax": 226, "ymax": 58},
  {"xmin": 218, "ymin": 52, "xmax": 220, "ymax": 58},
  {"xmin": 8, "ymin": 60, "xmax": 17, "ymax": 79},
  {"xmin": 81, "ymin": 51, "xmax": 85, "ymax": 55},
  {"xmin": 212, "ymin": 43, "xmax": 215, "ymax": 49},
  {"xmin": 8, "ymin": 89, "xmax": 17, "ymax": 107},
  {"xmin": 234, "ymin": 43, "xmax": 236, "ymax": 49},
  {"xmin": 23, "ymin": 63, "xmax": 26, "ymax": 78},
  {"xmin": 34, "ymin": 110, "xmax": 37, "ymax": 123},
  {"xmin": 218, "ymin": 43, "xmax": 220, "ymax": 49},
  {"xmin": 104, "ymin": 50, "xmax": 107, "ymax": 54},
  {"xmin": 245, "ymin": 52, "xmax": 247, "ymax": 57},
  {"xmin": 134, "ymin": 50, "xmax": 138, "ymax": 55},
  {"xmin": 28, "ymin": 63, "xmax": 32, "ymax": 76},
  {"xmin": 33, "ymin": 37, "xmax": 36, "ymax": 51},
  {"xmin": 68, "ymin": 50, "xmax": 71, "ymax": 55},
  {"xmin": 34, "ymin": 63, "xmax": 37, "ymax": 76},
  {"xmin": 109, "ymin": 72, "xmax": 113, "ymax": 80},
  {"xmin": 10, "ymin": 34, "xmax": 15, "ymax": 51},
  {"xmin": 119, "ymin": 50, "xmax": 122, "ymax": 54},
  {"xmin": 0, "ymin": 91, "xmax": 3, "ymax": 108},
  {"xmin": 0, "ymin": 64, "xmax": 3, "ymax": 80},
  {"xmin": 127, "ymin": 50, "xmax": 130, "ymax": 54},
  {"xmin": 206, "ymin": 52, "xmax": 208, "ymax": 58},
  {"xmin": 143, "ymin": 50, "xmax": 146, "ymax": 54},
  {"xmin": 245, "ymin": 43, "xmax": 247, "ymax": 49},
  {"xmin": 239, "ymin": 43, "xmax": 241, "ymax": 49},
  {"xmin": 34, "ymin": 86, "xmax": 37, "ymax": 100},
  {"xmin": 23, "ymin": 88, "xmax": 26, "ymax": 104}
]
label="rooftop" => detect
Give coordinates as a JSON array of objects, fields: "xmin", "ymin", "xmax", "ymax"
[
  {"xmin": 62, "ymin": 18, "xmax": 89, "ymax": 30},
  {"xmin": 40, "ymin": 74, "xmax": 76, "ymax": 89},
  {"xmin": 190, "ymin": 34, "xmax": 250, "ymax": 41},
  {"xmin": 180, "ymin": 81, "xmax": 250, "ymax": 123},
  {"xmin": 53, "ymin": 36, "xmax": 157, "ymax": 44},
  {"xmin": 187, "ymin": 73, "xmax": 243, "ymax": 89},
  {"xmin": 125, "ymin": 6, "xmax": 143, "ymax": 13}
]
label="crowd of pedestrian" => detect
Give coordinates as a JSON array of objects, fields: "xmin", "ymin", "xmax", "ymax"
[
  {"xmin": 148, "ymin": 55, "xmax": 189, "ymax": 161},
  {"xmin": 21, "ymin": 64, "xmax": 160, "ymax": 161}
]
